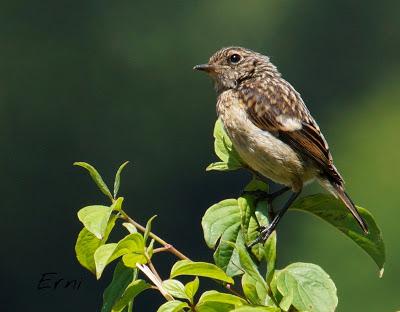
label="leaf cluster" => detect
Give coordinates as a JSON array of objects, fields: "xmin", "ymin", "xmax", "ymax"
[{"xmin": 73, "ymin": 119, "xmax": 385, "ymax": 312}]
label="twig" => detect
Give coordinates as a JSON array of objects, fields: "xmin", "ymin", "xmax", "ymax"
[
  {"xmin": 147, "ymin": 256, "xmax": 163, "ymax": 283},
  {"xmin": 121, "ymin": 211, "xmax": 189, "ymax": 260},
  {"xmin": 120, "ymin": 210, "xmax": 246, "ymax": 300},
  {"xmin": 136, "ymin": 263, "xmax": 173, "ymax": 301},
  {"xmin": 153, "ymin": 247, "xmax": 171, "ymax": 254},
  {"xmin": 225, "ymin": 284, "xmax": 244, "ymax": 298}
]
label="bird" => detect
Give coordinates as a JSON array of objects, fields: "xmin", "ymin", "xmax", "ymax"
[{"xmin": 194, "ymin": 46, "xmax": 368, "ymax": 247}]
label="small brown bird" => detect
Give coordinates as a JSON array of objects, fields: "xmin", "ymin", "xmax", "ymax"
[{"xmin": 194, "ymin": 47, "xmax": 368, "ymax": 246}]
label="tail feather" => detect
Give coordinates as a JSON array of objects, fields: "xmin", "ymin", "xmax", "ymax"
[{"xmin": 332, "ymin": 183, "xmax": 369, "ymax": 234}]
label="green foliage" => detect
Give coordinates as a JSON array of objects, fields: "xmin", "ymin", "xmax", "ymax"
[
  {"xmin": 94, "ymin": 233, "xmax": 147, "ymax": 279},
  {"xmin": 114, "ymin": 161, "xmax": 129, "ymax": 199},
  {"xmin": 170, "ymin": 260, "xmax": 234, "ymax": 284},
  {"xmin": 74, "ymin": 162, "xmax": 114, "ymax": 200},
  {"xmin": 201, "ymin": 181, "xmax": 273, "ymax": 277},
  {"xmin": 75, "ymin": 214, "xmax": 118, "ymax": 274},
  {"xmin": 197, "ymin": 291, "xmax": 247, "ymax": 306},
  {"xmin": 162, "ymin": 279, "xmax": 189, "ymax": 300},
  {"xmin": 157, "ymin": 301, "xmax": 190, "ymax": 312},
  {"xmin": 290, "ymin": 194, "xmax": 385, "ymax": 271},
  {"xmin": 112, "ymin": 279, "xmax": 150, "ymax": 312},
  {"xmin": 232, "ymin": 307, "xmax": 280, "ymax": 312},
  {"xmin": 78, "ymin": 205, "xmax": 114, "ymax": 239},
  {"xmin": 144, "ymin": 215, "xmax": 157, "ymax": 244},
  {"xmin": 272, "ymin": 263, "xmax": 337, "ymax": 312},
  {"xmin": 184, "ymin": 277, "xmax": 200, "ymax": 304},
  {"xmin": 206, "ymin": 119, "xmax": 243, "ymax": 171},
  {"xmin": 101, "ymin": 262, "xmax": 137, "ymax": 312},
  {"xmin": 73, "ymin": 120, "xmax": 386, "ymax": 311}
]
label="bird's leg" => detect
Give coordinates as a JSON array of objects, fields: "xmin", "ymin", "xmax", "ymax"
[
  {"xmin": 242, "ymin": 186, "xmax": 291, "ymax": 232},
  {"xmin": 266, "ymin": 185, "xmax": 291, "ymax": 221},
  {"xmin": 248, "ymin": 190, "xmax": 301, "ymax": 248},
  {"xmin": 268, "ymin": 200, "xmax": 275, "ymax": 222},
  {"xmin": 267, "ymin": 186, "xmax": 291, "ymax": 201}
]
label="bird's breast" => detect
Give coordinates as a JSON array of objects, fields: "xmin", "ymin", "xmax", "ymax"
[{"xmin": 217, "ymin": 91, "xmax": 315, "ymax": 189}]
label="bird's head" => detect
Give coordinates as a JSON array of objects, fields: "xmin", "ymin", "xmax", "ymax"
[{"xmin": 194, "ymin": 46, "xmax": 279, "ymax": 93}]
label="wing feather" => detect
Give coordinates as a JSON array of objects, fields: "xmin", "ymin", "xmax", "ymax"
[{"xmin": 238, "ymin": 83, "xmax": 343, "ymax": 184}]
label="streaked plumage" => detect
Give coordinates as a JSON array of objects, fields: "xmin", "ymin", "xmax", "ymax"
[{"xmin": 194, "ymin": 47, "xmax": 368, "ymax": 240}]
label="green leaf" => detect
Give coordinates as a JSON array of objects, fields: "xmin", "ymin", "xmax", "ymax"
[
  {"xmin": 240, "ymin": 179, "xmax": 269, "ymax": 245},
  {"xmin": 170, "ymin": 260, "xmax": 234, "ymax": 284},
  {"xmin": 122, "ymin": 253, "xmax": 147, "ymax": 268},
  {"xmin": 291, "ymin": 194, "xmax": 385, "ymax": 271},
  {"xmin": 240, "ymin": 179, "xmax": 271, "ymax": 257},
  {"xmin": 114, "ymin": 161, "xmax": 129, "ymax": 198},
  {"xmin": 202, "ymin": 199, "xmax": 240, "ymax": 249},
  {"xmin": 74, "ymin": 162, "xmax": 113, "ymax": 200},
  {"xmin": 197, "ymin": 290, "xmax": 246, "ymax": 306},
  {"xmin": 75, "ymin": 229, "xmax": 102, "ymax": 274},
  {"xmin": 161, "ymin": 279, "xmax": 188, "ymax": 300},
  {"xmin": 184, "ymin": 277, "xmax": 199, "ymax": 303},
  {"xmin": 121, "ymin": 303, "xmax": 132, "ymax": 312},
  {"xmin": 111, "ymin": 197, "xmax": 124, "ymax": 212},
  {"xmin": 195, "ymin": 302, "xmax": 234, "ymax": 312},
  {"xmin": 122, "ymin": 222, "xmax": 137, "ymax": 233},
  {"xmin": 144, "ymin": 215, "xmax": 157, "ymax": 244},
  {"xmin": 94, "ymin": 233, "xmax": 146, "ymax": 279},
  {"xmin": 264, "ymin": 231, "xmax": 277, "ymax": 284},
  {"xmin": 112, "ymin": 279, "xmax": 150, "ymax": 312},
  {"xmin": 239, "ymin": 197, "xmax": 270, "ymax": 262},
  {"xmin": 75, "ymin": 215, "xmax": 117, "ymax": 274},
  {"xmin": 235, "ymin": 234, "xmax": 273, "ymax": 306},
  {"xmin": 206, "ymin": 119, "xmax": 243, "ymax": 172},
  {"xmin": 206, "ymin": 162, "xmax": 232, "ymax": 172},
  {"xmin": 243, "ymin": 178, "xmax": 269, "ymax": 193},
  {"xmin": 120, "ymin": 234, "xmax": 147, "ymax": 268},
  {"xmin": 213, "ymin": 220, "xmax": 242, "ymax": 277},
  {"xmin": 278, "ymin": 286, "xmax": 292, "ymax": 312},
  {"xmin": 156, "ymin": 300, "xmax": 189, "ymax": 312},
  {"xmin": 101, "ymin": 262, "xmax": 135, "ymax": 312},
  {"xmin": 241, "ymin": 273, "xmax": 273, "ymax": 307},
  {"xmin": 147, "ymin": 238, "xmax": 155, "ymax": 258},
  {"xmin": 201, "ymin": 198, "xmax": 242, "ymax": 276},
  {"xmin": 275, "ymin": 262, "xmax": 337, "ymax": 312},
  {"xmin": 231, "ymin": 306, "xmax": 281, "ymax": 312},
  {"xmin": 269, "ymin": 271, "xmax": 282, "ymax": 305},
  {"xmin": 77, "ymin": 205, "xmax": 113, "ymax": 239},
  {"xmin": 201, "ymin": 181, "xmax": 273, "ymax": 277},
  {"xmin": 95, "ymin": 244, "xmax": 119, "ymax": 279}
]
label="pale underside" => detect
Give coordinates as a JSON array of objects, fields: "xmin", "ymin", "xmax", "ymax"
[{"xmin": 217, "ymin": 90, "xmax": 323, "ymax": 193}]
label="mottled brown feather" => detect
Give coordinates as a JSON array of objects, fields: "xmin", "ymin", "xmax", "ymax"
[{"xmin": 238, "ymin": 82, "xmax": 344, "ymax": 185}]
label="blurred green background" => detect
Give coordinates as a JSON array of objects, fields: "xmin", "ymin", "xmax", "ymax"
[{"xmin": 1, "ymin": 0, "xmax": 399, "ymax": 311}]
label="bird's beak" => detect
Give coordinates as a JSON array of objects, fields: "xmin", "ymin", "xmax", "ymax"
[{"xmin": 193, "ymin": 64, "xmax": 215, "ymax": 73}]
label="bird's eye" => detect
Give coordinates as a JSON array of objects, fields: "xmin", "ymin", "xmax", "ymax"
[{"xmin": 229, "ymin": 54, "xmax": 241, "ymax": 64}]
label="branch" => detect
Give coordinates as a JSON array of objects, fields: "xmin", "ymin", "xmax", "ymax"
[
  {"xmin": 120, "ymin": 210, "xmax": 246, "ymax": 300},
  {"xmin": 121, "ymin": 211, "xmax": 189, "ymax": 260}
]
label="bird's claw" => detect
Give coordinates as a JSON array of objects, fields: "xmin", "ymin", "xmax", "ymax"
[
  {"xmin": 247, "ymin": 226, "xmax": 274, "ymax": 248},
  {"xmin": 256, "ymin": 225, "xmax": 267, "ymax": 232}
]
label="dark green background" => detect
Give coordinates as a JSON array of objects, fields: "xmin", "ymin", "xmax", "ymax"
[{"xmin": 1, "ymin": 1, "xmax": 399, "ymax": 311}]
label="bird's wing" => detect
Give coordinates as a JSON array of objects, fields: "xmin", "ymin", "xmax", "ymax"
[{"xmin": 238, "ymin": 82, "xmax": 343, "ymax": 184}]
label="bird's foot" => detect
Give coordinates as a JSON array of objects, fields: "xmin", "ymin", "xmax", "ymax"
[
  {"xmin": 247, "ymin": 225, "xmax": 275, "ymax": 248},
  {"xmin": 242, "ymin": 190, "xmax": 276, "ymax": 230},
  {"xmin": 256, "ymin": 225, "xmax": 266, "ymax": 232},
  {"xmin": 268, "ymin": 203, "xmax": 276, "ymax": 221}
]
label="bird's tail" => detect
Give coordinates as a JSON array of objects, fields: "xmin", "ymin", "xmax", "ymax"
[{"xmin": 331, "ymin": 182, "xmax": 369, "ymax": 234}]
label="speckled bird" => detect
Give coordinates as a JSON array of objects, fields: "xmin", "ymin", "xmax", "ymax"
[{"xmin": 194, "ymin": 46, "xmax": 368, "ymax": 246}]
